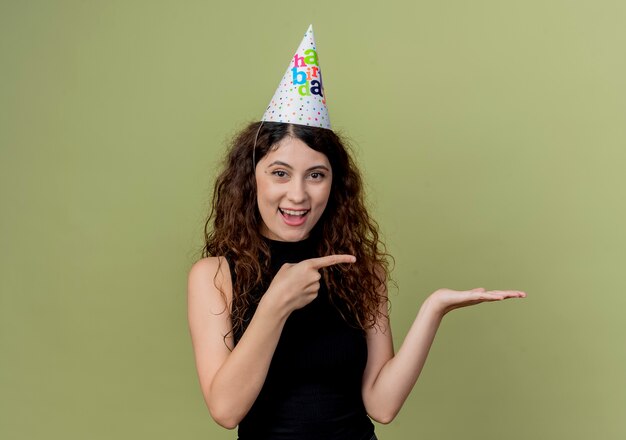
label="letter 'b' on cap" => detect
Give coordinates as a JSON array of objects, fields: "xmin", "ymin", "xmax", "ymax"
[{"xmin": 261, "ymin": 25, "xmax": 331, "ymax": 129}]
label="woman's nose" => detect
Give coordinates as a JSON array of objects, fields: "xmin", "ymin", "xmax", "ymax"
[{"xmin": 287, "ymin": 179, "xmax": 307, "ymax": 203}]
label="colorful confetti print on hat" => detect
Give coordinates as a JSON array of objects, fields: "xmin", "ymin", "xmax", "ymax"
[{"xmin": 262, "ymin": 24, "xmax": 330, "ymax": 129}]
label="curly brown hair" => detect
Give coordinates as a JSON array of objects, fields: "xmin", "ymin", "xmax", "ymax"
[{"xmin": 203, "ymin": 121, "xmax": 391, "ymax": 342}]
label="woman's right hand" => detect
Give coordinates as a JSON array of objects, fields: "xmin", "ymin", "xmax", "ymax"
[{"xmin": 263, "ymin": 254, "xmax": 356, "ymax": 313}]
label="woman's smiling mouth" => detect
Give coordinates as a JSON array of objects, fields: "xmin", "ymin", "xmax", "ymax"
[{"xmin": 279, "ymin": 208, "xmax": 310, "ymax": 226}]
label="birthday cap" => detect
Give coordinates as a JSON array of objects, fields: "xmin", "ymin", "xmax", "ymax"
[{"xmin": 262, "ymin": 25, "xmax": 330, "ymax": 129}]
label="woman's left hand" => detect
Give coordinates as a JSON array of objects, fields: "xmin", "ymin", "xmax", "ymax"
[{"xmin": 428, "ymin": 287, "xmax": 527, "ymax": 317}]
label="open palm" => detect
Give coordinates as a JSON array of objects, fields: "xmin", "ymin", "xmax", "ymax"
[{"xmin": 430, "ymin": 287, "xmax": 527, "ymax": 316}]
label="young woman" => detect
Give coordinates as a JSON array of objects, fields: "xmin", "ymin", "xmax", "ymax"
[{"xmin": 187, "ymin": 121, "xmax": 526, "ymax": 440}]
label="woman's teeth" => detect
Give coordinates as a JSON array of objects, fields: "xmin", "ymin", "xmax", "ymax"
[{"xmin": 280, "ymin": 209, "xmax": 308, "ymax": 216}]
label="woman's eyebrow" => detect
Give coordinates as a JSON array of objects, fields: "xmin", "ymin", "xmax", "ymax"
[
  {"xmin": 267, "ymin": 160, "xmax": 330, "ymax": 172},
  {"xmin": 267, "ymin": 160, "xmax": 293, "ymax": 169}
]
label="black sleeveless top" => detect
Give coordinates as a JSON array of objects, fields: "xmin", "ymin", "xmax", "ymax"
[{"xmin": 227, "ymin": 235, "xmax": 375, "ymax": 440}]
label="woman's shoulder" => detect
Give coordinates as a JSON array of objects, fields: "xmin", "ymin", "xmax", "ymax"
[
  {"xmin": 189, "ymin": 255, "xmax": 229, "ymax": 273},
  {"xmin": 187, "ymin": 256, "xmax": 233, "ymax": 303}
]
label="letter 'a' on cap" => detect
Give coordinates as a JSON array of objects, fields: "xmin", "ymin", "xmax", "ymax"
[{"xmin": 261, "ymin": 25, "xmax": 331, "ymax": 129}]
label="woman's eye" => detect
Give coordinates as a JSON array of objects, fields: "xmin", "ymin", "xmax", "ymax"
[
  {"xmin": 272, "ymin": 170, "xmax": 287, "ymax": 178},
  {"xmin": 310, "ymin": 172, "xmax": 325, "ymax": 179}
]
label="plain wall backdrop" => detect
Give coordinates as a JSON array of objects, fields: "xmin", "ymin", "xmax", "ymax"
[{"xmin": 1, "ymin": 1, "xmax": 625, "ymax": 439}]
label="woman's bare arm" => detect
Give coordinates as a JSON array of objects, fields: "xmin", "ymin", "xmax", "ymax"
[
  {"xmin": 187, "ymin": 257, "xmax": 290, "ymax": 428},
  {"xmin": 362, "ymin": 285, "xmax": 526, "ymax": 423},
  {"xmin": 187, "ymin": 255, "xmax": 356, "ymax": 429}
]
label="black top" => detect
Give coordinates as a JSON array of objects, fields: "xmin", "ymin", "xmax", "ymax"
[{"xmin": 226, "ymin": 235, "xmax": 375, "ymax": 440}]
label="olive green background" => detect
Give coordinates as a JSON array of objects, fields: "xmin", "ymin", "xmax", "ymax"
[{"xmin": 1, "ymin": 0, "xmax": 624, "ymax": 439}]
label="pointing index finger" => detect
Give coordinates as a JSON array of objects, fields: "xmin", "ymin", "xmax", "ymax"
[{"xmin": 307, "ymin": 254, "xmax": 357, "ymax": 269}]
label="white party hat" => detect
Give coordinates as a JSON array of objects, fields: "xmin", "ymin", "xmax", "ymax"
[{"xmin": 261, "ymin": 25, "xmax": 330, "ymax": 129}]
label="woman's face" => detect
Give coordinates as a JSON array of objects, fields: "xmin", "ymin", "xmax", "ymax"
[{"xmin": 255, "ymin": 136, "xmax": 332, "ymax": 242}]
